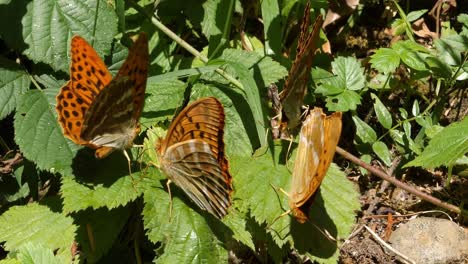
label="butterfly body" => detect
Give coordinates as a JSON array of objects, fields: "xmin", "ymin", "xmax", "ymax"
[
  {"xmin": 156, "ymin": 97, "xmax": 232, "ymax": 219},
  {"xmin": 56, "ymin": 33, "xmax": 148, "ymax": 158},
  {"xmin": 289, "ymin": 108, "xmax": 342, "ymax": 223}
]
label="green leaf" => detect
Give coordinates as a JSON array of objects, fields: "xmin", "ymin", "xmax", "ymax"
[
  {"xmin": 371, "ymin": 93, "xmax": 392, "ymax": 129},
  {"xmin": 325, "ymin": 90, "xmax": 361, "ymax": 112},
  {"xmin": 392, "ymin": 41, "xmax": 429, "ymax": 71},
  {"xmin": 14, "ymin": 88, "xmax": 79, "ymax": 176},
  {"xmin": 406, "ymin": 9, "xmax": 427, "ymax": 22},
  {"xmin": 60, "ymin": 156, "xmax": 145, "ymax": 213},
  {"xmin": 372, "ymin": 141, "xmax": 392, "ymax": 167},
  {"xmin": 12, "ymin": 243, "xmax": 66, "ymax": 264},
  {"xmin": 221, "ymin": 50, "xmax": 267, "ymax": 148},
  {"xmin": 352, "ymin": 116, "xmax": 377, "ymax": 143},
  {"xmin": 318, "ymin": 56, "xmax": 366, "ymax": 92},
  {"xmin": 142, "ymin": 178, "xmax": 228, "ymax": 263},
  {"xmin": 0, "ymin": 204, "xmax": 77, "ymax": 261},
  {"xmin": 261, "ymin": 0, "xmax": 282, "ymax": 55},
  {"xmin": 19, "ymin": 0, "xmax": 118, "ymax": 72},
  {"xmin": 141, "ymin": 78, "xmax": 187, "ymax": 126},
  {"xmin": 0, "ymin": 58, "xmax": 30, "ymax": 119},
  {"xmin": 434, "ymin": 34, "xmax": 468, "ymax": 66},
  {"xmin": 405, "ymin": 117, "xmax": 468, "ymax": 168},
  {"xmin": 411, "ymin": 100, "xmax": 420, "ymax": 116},
  {"xmin": 391, "ymin": 18, "xmax": 406, "ymax": 36},
  {"xmin": 369, "ymin": 48, "xmax": 400, "ymax": 74},
  {"xmin": 191, "ymin": 83, "xmax": 253, "ymax": 156}
]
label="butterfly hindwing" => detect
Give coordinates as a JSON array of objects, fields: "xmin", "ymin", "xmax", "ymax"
[{"xmin": 157, "ymin": 97, "xmax": 232, "ymax": 218}]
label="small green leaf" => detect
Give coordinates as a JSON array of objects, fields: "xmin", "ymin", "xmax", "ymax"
[
  {"xmin": 406, "ymin": 9, "xmax": 427, "ymax": 22},
  {"xmin": 0, "ymin": 204, "xmax": 77, "ymax": 261},
  {"xmin": 403, "ymin": 120, "xmax": 411, "ymax": 138},
  {"xmin": 372, "ymin": 141, "xmax": 392, "ymax": 167},
  {"xmin": 405, "ymin": 117, "xmax": 468, "ymax": 168},
  {"xmin": 391, "ymin": 18, "xmax": 406, "ymax": 36},
  {"xmin": 352, "ymin": 116, "xmax": 377, "ymax": 143},
  {"xmin": 325, "ymin": 90, "xmax": 361, "ymax": 112},
  {"xmin": 392, "ymin": 41, "xmax": 429, "ymax": 71},
  {"xmin": 359, "ymin": 154, "xmax": 372, "ymax": 175},
  {"xmin": 369, "ymin": 48, "xmax": 400, "ymax": 74},
  {"xmin": 389, "ymin": 129, "xmax": 405, "ymax": 146},
  {"xmin": 399, "ymin": 107, "xmax": 408, "ymax": 119},
  {"xmin": 371, "ymin": 93, "xmax": 392, "ymax": 129},
  {"xmin": 318, "ymin": 56, "xmax": 366, "ymax": 92},
  {"xmin": 412, "ymin": 100, "xmax": 420, "ymax": 116}
]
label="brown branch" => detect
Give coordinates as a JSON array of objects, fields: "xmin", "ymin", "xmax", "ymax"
[{"xmin": 336, "ymin": 146, "xmax": 462, "ymax": 215}]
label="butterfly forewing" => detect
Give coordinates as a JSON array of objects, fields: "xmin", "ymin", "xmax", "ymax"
[
  {"xmin": 115, "ymin": 33, "xmax": 149, "ymax": 121},
  {"xmin": 289, "ymin": 108, "xmax": 342, "ymax": 223},
  {"xmin": 280, "ymin": 11, "xmax": 324, "ymax": 129},
  {"xmin": 56, "ymin": 36, "xmax": 113, "ymax": 144},
  {"xmin": 157, "ymin": 97, "xmax": 232, "ymax": 218}
]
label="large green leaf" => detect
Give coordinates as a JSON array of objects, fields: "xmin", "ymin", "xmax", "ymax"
[
  {"xmin": 23, "ymin": 0, "xmax": 118, "ymax": 72},
  {"xmin": 405, "ymin": 117, "xmax": 468, "ymax": 168},
  {"xmin": 14, "ymin": 88, "xmax": 79, "ymax": 176},
  {"xmin": 60, "ymin": 153, "xmax": 146, "ymax": 213},
  {"xmin": 0, "ymin": 204, "xmax": 77, "ymax": 261}
]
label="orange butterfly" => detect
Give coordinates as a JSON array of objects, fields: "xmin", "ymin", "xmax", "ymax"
[
  {"xmin": 289, "ymin": 108, "xmax": 342, "ymax": 223},
  {"xmin": 156, "ymin": 97, "xmax": 232, "ymax": 219},
  {"xmin": 56, "ymin": 33, "xmax": 148, "ymax": 159},
  {"xmin": 271, "ymin": 1, "xmax": 324, "ymax": 138}
]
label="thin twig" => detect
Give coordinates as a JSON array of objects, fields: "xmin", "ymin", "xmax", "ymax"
[
  {"xmin": 363, "ymin": 225, "xmax": 416, "ymax": 264},
  {"xmin": 336, "ymin": 146, "xmax": 462, "ymax": 215}
]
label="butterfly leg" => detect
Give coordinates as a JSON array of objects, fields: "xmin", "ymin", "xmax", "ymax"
[
  {"xmin": 166, "ymin": 179, "xmax": 173, "ymax": 221},
  {"xmin": 123, "ymin": 150, "xmax": 138, "ymax": 192}
]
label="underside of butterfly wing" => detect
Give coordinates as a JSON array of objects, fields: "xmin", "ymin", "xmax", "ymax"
[
  {"xmin": 157, "ymin": 97, "xmax": 232, "ymax": 218},
  {"xmin": 56, "ymin": 35, "xmax": 113, "ymax": 145},
  {"xmin": 289, "ymin": 108, "xmax": 342, "ymax": 223},
  {"xmin": 275, "ymin": 1, "xmax": 324, "ymax": 134},
  {"xmin": 161, "ymin": 139, "xmax": 231, "ymax": 218},
  {"xmin": 81, "ymin": 78, "xmax": 140, "ymax": 158}
]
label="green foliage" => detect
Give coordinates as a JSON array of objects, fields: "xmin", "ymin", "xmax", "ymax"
[
  {"xmin": 405, "ymin": 117, "xmax": 468, "ymax": 168},
  {"xmin": 0, "ymin": 0, "xmax": 466, "ymax": 263}
]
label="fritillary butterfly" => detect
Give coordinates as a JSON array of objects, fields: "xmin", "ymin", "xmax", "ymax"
[
  {"xmin": 156, "ymin": 97, "xmax": 232, "ymax": 219},
  {"xmin": 289, "ymin": 107, "xmax": 342, "ymax": 223},
  {"xmin": 56, "ymin": 33, "xmax": 148, "ymax": 159},
  {"xmin": 271, "ymin": 1, "xmax": 324, "ymax": 139}
]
